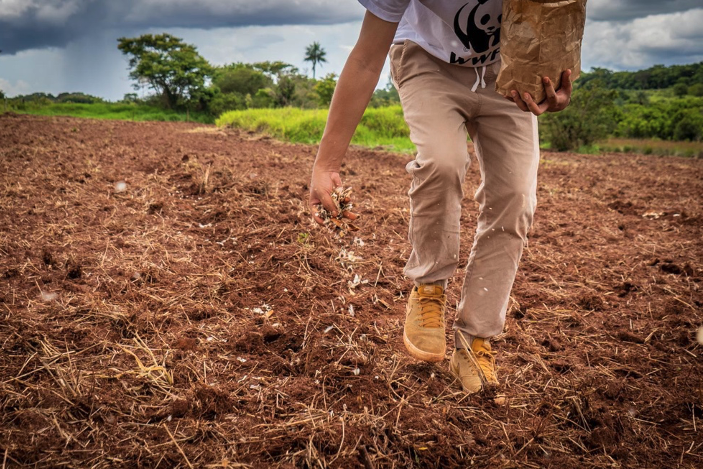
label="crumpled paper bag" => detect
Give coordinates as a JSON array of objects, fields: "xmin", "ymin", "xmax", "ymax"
[{"xmin": 495, "ymin": 0, "xmax": 587, "ymax": 104}]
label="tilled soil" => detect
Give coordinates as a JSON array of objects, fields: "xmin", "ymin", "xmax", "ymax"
[{"xmin": 1, "ymin": 113, "xmax": 702, "ymax": 468}]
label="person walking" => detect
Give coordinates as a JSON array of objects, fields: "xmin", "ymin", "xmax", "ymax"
[{"xmin": 309, "ymin": 0, "xmax": 572, "ymax": 394}]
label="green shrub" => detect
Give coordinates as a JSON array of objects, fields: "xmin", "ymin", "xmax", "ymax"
[
  {"xmin": 673, "ymin": 109, "xmax": 703, "ymax": 141},
  {"xmin": 539, "ymin": 81, "xmax": 618, "ymax": 151}
]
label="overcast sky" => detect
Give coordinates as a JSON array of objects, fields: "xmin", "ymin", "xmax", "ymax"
[{"xmin": 1, "ymin": 0, "xmax": 702, "ymax": 100}]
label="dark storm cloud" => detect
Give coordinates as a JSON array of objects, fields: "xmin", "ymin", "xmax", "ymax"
[
  {"xmin": 0, "ymin": 0, "xmax": 361, "ymax": 55},
  {"xmin": 587, "ymin": 0, "xmax": 703, "ymax": 22}
]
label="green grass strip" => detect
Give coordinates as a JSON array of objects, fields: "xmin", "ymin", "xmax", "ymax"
[
  {"xmin": 216, "ymin": 106, "xmax": 416, "ymax": 153},
  {"xmin": 6, "ymin": 102, "xmax": 213, "ymax": 124}
]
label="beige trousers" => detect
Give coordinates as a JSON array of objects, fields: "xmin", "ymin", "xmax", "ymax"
[{"xmin": 389, "ymin": 41, "xmax": 540, "ymax": 340}]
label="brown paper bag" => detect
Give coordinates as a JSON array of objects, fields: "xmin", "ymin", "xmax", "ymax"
[{"xmin": 495, "ymin": 0, "xmax": 587, "ymax": 104}]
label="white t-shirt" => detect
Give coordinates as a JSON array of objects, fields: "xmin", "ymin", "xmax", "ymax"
[{"xmin": 359, "ymin": 0, "xmax": 503, "ymax": 67}]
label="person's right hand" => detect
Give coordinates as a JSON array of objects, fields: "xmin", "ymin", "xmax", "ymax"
[{"xmin": 309, "ymin": 167, "xmax": 343, "ymax": 226}]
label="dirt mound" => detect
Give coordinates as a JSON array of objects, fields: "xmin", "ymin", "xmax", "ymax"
[{"xmin": 1, "ymin": 114, "xmax": 701, "ymax": 467}]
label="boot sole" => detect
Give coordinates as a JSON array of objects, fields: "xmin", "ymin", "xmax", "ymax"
[{"xmin": 403, "ymin": 330, "xmax": 445, "ymax": 362}]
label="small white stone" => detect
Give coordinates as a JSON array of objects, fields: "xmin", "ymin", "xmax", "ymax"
[{"xmin": 40, "ymin": 291, "xmax": 58, "ymax": 302}]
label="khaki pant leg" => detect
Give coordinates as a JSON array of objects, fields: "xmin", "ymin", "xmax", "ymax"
[
  {"xmin": 455, "ymin": 63, "xmax": 540, "ymax": 340},
  {"xmin": 390, "ymin": 42, "xmax": 477, "ymax": 285}
]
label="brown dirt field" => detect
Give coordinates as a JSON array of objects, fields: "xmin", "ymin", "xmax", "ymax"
[{"xmin": 1, "ymin": 113, "xmax": 702, "ymax": 468}]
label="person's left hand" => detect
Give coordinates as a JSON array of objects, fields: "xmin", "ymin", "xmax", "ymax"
[{"xmin": 507, "ymin": 69, "xmax": 573, "ymax": 116}]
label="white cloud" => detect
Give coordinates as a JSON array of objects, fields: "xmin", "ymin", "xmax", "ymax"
[
  {"xmin": 587, "ymin": 0, "xmax": 703, "ymax": 21},
  {"xmin": 0, "ymin": 0, "xmax": 34, "ymax": 19},
  {"xmin": 582, "ymin": 8, "xmax": 703, "ymax": 70},
  {"xmin": 0, "ymin": 78, "xmax": 32, "ymax": 96},
  {"xmin": 35, "ymin": 0, "xmax": 84, "ymax": 23},
  {"xmin": 127, "ymin": 0, "xmax": 359, "ymax": 22}
]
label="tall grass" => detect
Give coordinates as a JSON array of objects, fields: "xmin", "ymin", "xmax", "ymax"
[
  {"xmin": 216, "ymin": 106, "xmax": 416, "ymax": 153},
  {"xmin": 6, "ymin": 102, "xmax": 214, "ymax": 124}
]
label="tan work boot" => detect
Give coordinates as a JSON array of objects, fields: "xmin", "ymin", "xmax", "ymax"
[
  {"xmin": 449, "ymin": 337, "xmax": 498, "ymax": 393},
  {"xmin": 403, "ymin": 285, "xmax": 446, "ymax": 362}
]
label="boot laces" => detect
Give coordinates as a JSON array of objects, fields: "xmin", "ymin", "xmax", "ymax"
[
  {"xmin": 472, "ymin": 347, "xmax": 497, "ymax": 382},
  {"xmin": 457, "ymin": 336, "xmax": 497, "ymax": 384},
  {"xmin": 418, "ymin": 297, "xmax": 444, "ymax": 328}
]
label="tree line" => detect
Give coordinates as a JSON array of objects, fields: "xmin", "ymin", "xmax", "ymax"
[
  {"xmin": 3, "ymin": 33, "xmax": 701, "ymax": 149},
  {"xmin": 578, "ymin": 63, "xmax": 703, "ymax": 95},
  {"xmin": 111, "ymin": 33, "xmax": 337, "ymax": 114}
]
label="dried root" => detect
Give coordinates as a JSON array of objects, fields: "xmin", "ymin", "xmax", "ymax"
[{"xmin": 316, "ymin": 187, "xmax": 361, "ymax": 237}]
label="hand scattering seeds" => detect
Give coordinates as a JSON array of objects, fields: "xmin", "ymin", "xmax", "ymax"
[{"xmin": 316, "ymin": 186, "xmax": 360, "ymax": 237}]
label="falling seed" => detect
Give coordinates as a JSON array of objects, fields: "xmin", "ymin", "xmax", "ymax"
[
  {"xmin": 353, "ymin": 368, "xmax": 360, "ymax": 375},
  {"xmin": 115, "ymin": 181, "xmax": 127, "ymax": 192},
  {"xmin": 348, "ymin": 305, "xmax": 355, "ymax": 316},
  {"xmin": 40, "ymin": 291, "xmax": 58, "ymax": 302},
  {"xmin": 237, "ymin": 357, "xmax": 247, "ymax": 363},
  {"xmin": 324, "ymin": 325, "xmax": 334, "ymax": 333},
  {"xmin": 484, "ymin": 287, "xmax": 489, "ymax": 291},
  {"xmin": 697, "ymin": 327, "xmax": 703, "ymax": 345}
]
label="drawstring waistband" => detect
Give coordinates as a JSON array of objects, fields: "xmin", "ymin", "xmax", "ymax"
[{"xmin": 471, "ymin": 65, "xmax": 487, "ymax": 92}]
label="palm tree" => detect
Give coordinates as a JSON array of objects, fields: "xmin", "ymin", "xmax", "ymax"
[{"xmin": 304, "ymin": 42, "xmax": 327, "ymax": 79}]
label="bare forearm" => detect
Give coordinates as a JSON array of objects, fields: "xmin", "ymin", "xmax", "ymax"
[
  {"xmin": 315, "ymin": 55, "xmax": 384, "ymax": 171},
  {"xmin": 313, "ymin": 11, "xmax": 398, "ymax": 173}
]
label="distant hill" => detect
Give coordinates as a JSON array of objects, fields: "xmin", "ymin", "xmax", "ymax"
[
  {"xmin": 10, "ymin": 92, "xmax": 104, "ymax": 104},
  {"xmin": 579, "ymin": 62, "xmax": 703, "ymax": 90}
]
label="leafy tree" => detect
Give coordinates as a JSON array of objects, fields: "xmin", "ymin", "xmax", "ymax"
[
  {"xmin": 212, "ymin": 63, "xmax": 273, "ymax": 96},
  {"xmin": 275, "ymin": 75, "xmax": 297, "ymax": 107},
  {"xmin": 253, "ymin": 61, "xmax": 299, "ymax": 81},
  {"xmin": 673, "ymin": 109, "xmax": 703, "ymax": 141},
  {"xmin": 208, "ymin": 91, "xmax": 247, "ymax": 115},
  {"xmin": 539, "ymin": 80, "xmax": 618, "ymax": 151},
  {"xmin": 673, "ymin": 83, "xmax": 688, "ymax": 97},
  {"xmin": 688, "ymin": 83, "xmax": 703, "ymax": 97},
  {"xmin": 370, "ymin": 77, "xmax": 401, "ymax": 108},
  {"xmin": 0, "ymin": 89, "xmax": 5, "ymax": 100},
  {"xmin": 314, "ymin": 73, "xmax": 337, "ymax": 107},
  {"xmin": 304, "ymin": 42, "xmax": 327, "ymax": 79},
  {"xmin": 56, "ymin": 92, "xmax": 103, "ymax": 104},
  {"xmin": 117, "ymin": 33, "xmax": 213, "ymax": 109},
  {"xmin": 122, "ymin": 93, "xmax": 139, "ymax": 103}
]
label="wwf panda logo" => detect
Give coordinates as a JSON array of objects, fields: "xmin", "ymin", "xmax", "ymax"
[{"xmin": 453, "ymin": 0, "xmax": 501, "ymax": 54}]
